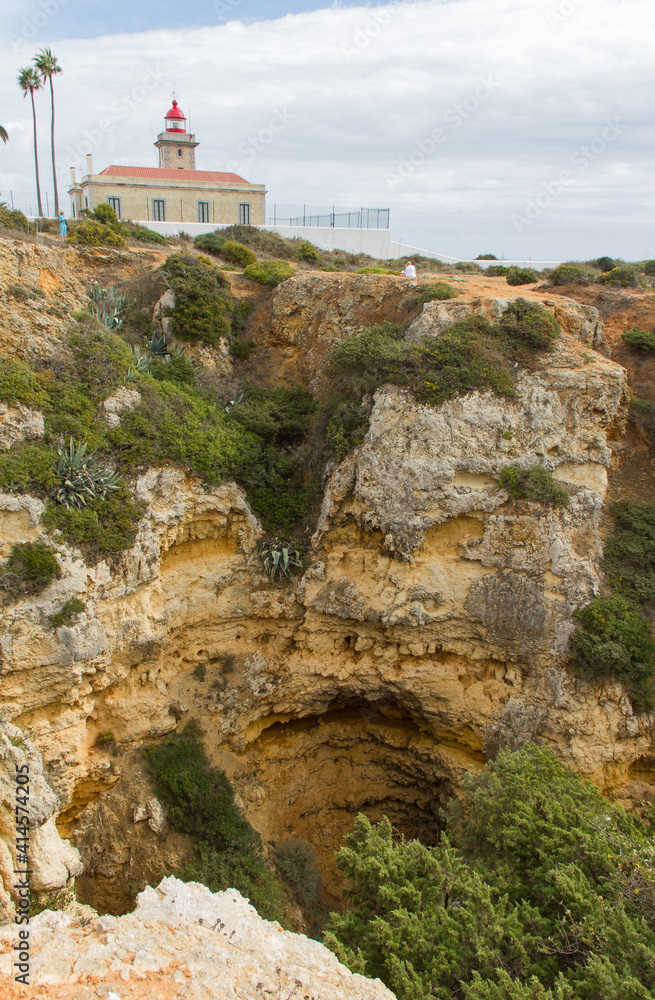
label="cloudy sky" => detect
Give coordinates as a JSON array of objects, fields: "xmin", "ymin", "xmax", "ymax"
[{"xmin": 0, "ymin": 0, "xmax": 652, "ymax": 260}]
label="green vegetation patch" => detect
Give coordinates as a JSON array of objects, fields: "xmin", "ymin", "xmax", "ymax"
[
  {"xmin": 7, "ymin": 282, "xmax": 44, "ymax": 301},
  {"xmin": 122, "ymin": 222, "xmax": 170, "ymax": 246},
  {"xmin": 243, "ymin": 259, "xmax": 294, "ymax": 286},
  {"xmin": 42, "ymin": 488, "xmax": 146, "ymax": 564},
  {"xmin": 505, "ymin": 266, "xmax": 538, "ymax": 285},
  {"xmin": 159, "ymin": 254, "xmax": 233, "ymax": 346},
  {"xmin": 221, "ymin": 241, "xmax": 257, "ymax": 267},
  {"xmin": 417, "ymin": 281, "xmax": 458, "ymax": 302},
  {"xmin": 328, "ymin": 302, "xmax": 559, "ymax": 410},
  {"xmin": 193, "ymin": 230, "xmax": 225, "ymax": 255},
  {"xmin": 218, "ymin": 224, "xmax": 294, "ymax": 259},
  {"xmin": 498, "ymin": 465, "xmax": 570, "ymax": 508},
  {"xmin": 568, "ymin": 595, "xmax": 655, "ymax": 711},
  {"xmin": 325, "ymin": 744, "xmax": 655, "ymax": 1000},
  {"xmin": 622, "ymin": 328, "xmax": 655, "ymax": 351},
  {"xmin": 49, "ymin": 596, "xmax": 85, "ymax": 628},
  {"xmin": 145, "ymin": 728, "xmax": 286, "ymax": 922},
  {"xmin": 599, "ymin": 264, "xmax": 642, "ymax": 288},
  {"xmin": 67, "ymin": 220, "xmax": 126, "ymax": 247},
  {"xmin": 0, "ymin": 206, "xmax": 28, "ymax": 232},
  {"xmin": 547, "ymin": 262, "xmax": 587, "ymax": 285},
  {"xmin": 295, "ymin": 240, "xmax": 321, "ymax": 263},
  {"xmin": 0, "ymin": 541, "xmax": 61, "ymax": 596},
  {"xmin": 568, "ymin": 501, "xmax": 655, "ymax": 711},
  {"xmin": 0, "ymin": 357, "xmax": 49, "ymax": 409},
  {"xmin": 326, "ymin": 399, "xmax": 369, "ymax": 462}
]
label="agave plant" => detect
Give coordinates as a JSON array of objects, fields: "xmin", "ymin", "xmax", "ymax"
[
  {"xmin": 224, "ymin": 391, "xmax": 244, "ymax": 415},
  {"xmin": 54, "ymin": 437, "xmax": 122, "ymax": 509},
  {"xmin": 259, "ymin": 537, "xmax": 302, "ymax": 580},
  {"xmin": 86, "ymin": 285, "xmax": 127, "ymax": 331},
  {"xmin": 125, "ymin": 345, "xmax": 152, "ymax": 381},
  {"xmin": 148, "ymin": 331, "xmax": 171, "ymax": 359}
]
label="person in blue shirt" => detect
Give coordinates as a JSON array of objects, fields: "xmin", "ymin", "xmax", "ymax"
[{"xmin": 58, "ymin": 211, "xmax": 67, "ymax": 239}]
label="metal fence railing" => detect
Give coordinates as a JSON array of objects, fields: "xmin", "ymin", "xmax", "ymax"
[{"xmin": 268, "ymin": 205, "xmax": 390, "ymax": 230}]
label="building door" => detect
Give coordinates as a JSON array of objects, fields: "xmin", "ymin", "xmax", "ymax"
[{"xmin": 152, "ymin": 199, "xmax": 166, "ymax": 222}]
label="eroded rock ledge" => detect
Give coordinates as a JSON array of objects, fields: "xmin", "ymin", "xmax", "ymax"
[{"xmin": 0, "ymin": 876, "xmax": 394, "ymax": 999}]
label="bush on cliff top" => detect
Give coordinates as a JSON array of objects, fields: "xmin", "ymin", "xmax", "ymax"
[
  {"xmin": 325, "ymin": 744, "xmax": 655, "ymax": 1000},
  {"xmin": 622, "ymin": 328, "xmax": 655, "ymax": 352},
  {"xmin": 0, "ymin": 540, "xmax": 61, "ymax": 596},
  {"xmin": 328, "ymin": 301, "xmax": 559, "ymax": 409},
  {"xmin": 498, "ymin": 465, "xmax": 570, "ymax": 508}
]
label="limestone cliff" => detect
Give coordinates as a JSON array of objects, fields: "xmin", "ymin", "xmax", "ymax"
[
  {"xmin": 0, "ymin": 240, "xmax": 653, "ymax": 918},
  {"xmin": 0, "ymin": 876, "xmax": 394, "ymax": 999}
]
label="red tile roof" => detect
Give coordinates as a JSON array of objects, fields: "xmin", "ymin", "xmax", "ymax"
[{"xmin": 98, "ymin": 165, "xmax": 250, "ymax": 184}]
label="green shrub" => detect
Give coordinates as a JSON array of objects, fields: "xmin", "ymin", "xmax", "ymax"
[
  {"xmin": 0, "ymin": 205, "xmax": 28, "ymax": 232},
  {"xmin": 0, "ymin": 357, "xmax": 49, "ymax": 408},
  {"xmin": 486, "ymin": 265, "xmax": 509, "ymax": 277},
  {"xmin": 219, "ymin": 225, "xmax": 293, "ymax": 259},
  {"xmin": 159, "ymin": 254, "xmax": 233, "ymax": 345},
  {"xmin": 42, "ymin": 488, "xmax": 146, "ymax": 563},
  {"xmin": 497, "ymin": 298, "xmax": 560, "ymax": 350},
  {"xmin": 641, "ymin": 260, "xmax": 655, "ymax": 277},
  {"xmin": 247, "ymin": 452, "xmax": 315, "ymax": 535},
  {"xmin": 49, "ymin": 597, "xmax": 85, "ymax": 628},
  {"xmin": 603, "ymin": 501, "xmax": 655, "ymax": 604},
  {"xmin": 145, "ymin": 729, "xmax": 286, "ymax": 921},
  {"xmin": 296, "ymin": 240, "xmax": 321, "ymax": 263},
  {"xmin": 326, "ymin": 399, "xmax": 369, "ymax": 461},
  {"xmin": 594, "ymin": 255, "xmax": 617, "ymax": 272},
  {"xmin": 418, "ymin": 282, "xmax": 458, "ymax": 302},
  {"xmin": 547, "ymin": 263, "xmax": 586, "ymax": 285},
  {"xmin": 498, "ymin": 464, "xmax": 570, "ymax": 507},
  {"xmin": 476, "ymin": 253, "xmax": 497, "ymax": 260},
  {"xmin": 91, "ymin": 203, "xmax": 119, "ymax": 229},
  {"xmin": 599, "ymin": 264, "xmax": 642, "ymax": 287},
  {"xmin": 232, "ymin": 387, "xmax": 315, "ymax": 443},
  {"xmin": 274, "ymin": 839, "xmax": 322, "ymax": 909},
  {"xmin": 325, "ymin": 745, "xmax": 655, "ymax": 1000},
  {"xmin": 0, "ymin": 443, "xmax": 58, "ymax": 494},
  {"xmin": 150, "ymin": 348, "xmax": 196, "ymax": 386},
  {"xmin": 229, "ymin": 338, "xmax": 254, "ymax": 359},
  {"xmin": 505, "ymin": 266, "xmax": 538, "ymax": 285},
  {"xmin": 453, "ymin": 261, "xmax": 481, "ymax": 272},
  {"xmin": 629, "ymin": 396, "xmax": 655, "ymax": 449},
  {"xmin": 193, "ymin": 230, "xmax": 225, "ymax": 255},
  {"xmin": 121, "ymin": 222, "xmax": 169, "ymax": 245},
  {"xmin": 622, "ymin": 328, "xmax": 655, "ymax": 351},
  {"xmin": 243, "ymin": 259, "xmax": 294, "ymax": 286},
  {"xmin": 67, "ymin": 220, "xmax": 126, "ymax": 247},
  {"xmin": 0, "ymin": 541, "xmax": 60, "ymax": 596},
  {"xmin": 328, "ymin": 319, "xmax": 520, "ymax": 408},
  {"xmin": 7, "ymin": 282, "xmax": 44, "ymax": 301},
  {"xmin": 568, "ymin": 596, "xmax": 655, "ymax": 710},
  {"xmin": 221, "ymin": 241, "xmax": 257, "ymax": 267},
  {"xmin": 356, "ymin": 266, "xmax": 397, "ymax": 275}
]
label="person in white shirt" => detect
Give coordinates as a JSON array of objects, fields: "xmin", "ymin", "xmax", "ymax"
[{"xmin": 403, "ymin": 261, "xmax": 417, "ymax": 278}]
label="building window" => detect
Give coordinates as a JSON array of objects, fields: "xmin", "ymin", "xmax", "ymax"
[
  {"xmin": 107, "ymin": 197, "xmax": 121, "ymax": 219},
  {"xmin": 197, "ymin": 202, "xmax": 210, "ymax": 223},
  {"xmin": 238, "ymin": 202, "xmax": 251, "ymax": 225},
  {"xmin": 178, "ymin": 149, "xmax": 182, "ymax": 156},
  {"xmin": 152, "ymin": 199, "xmax": 166, "ymax": 222}
]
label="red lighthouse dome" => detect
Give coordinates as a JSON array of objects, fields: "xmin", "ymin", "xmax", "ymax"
[{"xmin": 164, "ymin": 99, "xmax": 187, "ymax": 134}]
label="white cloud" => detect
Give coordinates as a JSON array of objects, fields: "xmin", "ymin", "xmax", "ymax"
[{"xmin": 0, "ymin": 0, "xmax": 653, "ymax": 258}]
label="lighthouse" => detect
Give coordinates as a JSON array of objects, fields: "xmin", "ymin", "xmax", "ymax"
[{"xmin": 154, "ymin": 99, "xmax": 199, "ymax": 170}]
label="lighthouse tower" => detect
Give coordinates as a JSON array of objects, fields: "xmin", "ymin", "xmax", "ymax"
[{"xmin": 154, "ymin": 99, "xmax": 199, "ymax": 170}]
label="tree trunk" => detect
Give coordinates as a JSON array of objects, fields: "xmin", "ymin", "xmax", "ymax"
[
  {"xmin": 31, "ymin": 89, "xmax": 44, "ymax": 218},
  {"xmin": 48, "ymin": 76, "xmax": 59, "ymax": 217}
]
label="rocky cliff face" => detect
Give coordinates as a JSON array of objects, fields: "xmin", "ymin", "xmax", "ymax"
[{"xmin": 0, "ymin": 241, "xmax": 653, "ymax": 920}]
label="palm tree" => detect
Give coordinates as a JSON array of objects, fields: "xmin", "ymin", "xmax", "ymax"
[
  {"xmin": 18, "ymin": 67, "xmax": 43, "ymax": 217},
  {"xmin": 33, "ymin": 48, "xmax": 62, "ymax": 217},
  {"xmin": 0, "ymin": 126, "xmax": 8, "ymax": 144}
]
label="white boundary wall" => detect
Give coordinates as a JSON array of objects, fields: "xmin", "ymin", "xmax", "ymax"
[{"xmin": 137, "ymin": 220, "xmax": 562, "ymax": 270}]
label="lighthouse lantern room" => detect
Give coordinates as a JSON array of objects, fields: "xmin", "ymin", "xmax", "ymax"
[{"xmin": 154, "ymin": 98, "xmax": 199, "ymax": 170}]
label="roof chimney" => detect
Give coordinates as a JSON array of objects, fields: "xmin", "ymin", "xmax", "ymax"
[
  {"xmin": 86, "ymin": 154, "xmax": 93, "ymax": 176},
  {"xmin": 69, "ymin": 166, "xmax": 76, "ymax": 184}
]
